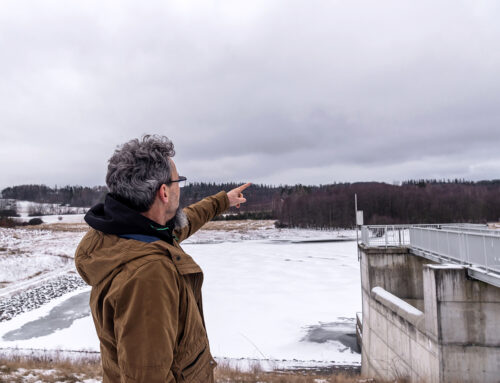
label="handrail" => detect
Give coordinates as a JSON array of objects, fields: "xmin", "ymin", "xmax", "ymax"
[
  {"xmin": 409, "ymin": 226, "xmax": 500, "ymax": 274},
  {"xmin": 360, "ymin": 223, "xmax": 494, "ymax": 247},
  {"xmin": 360, "ymin": 224, "xmax": 443, "ymax": 247},
  {"xmin": 437, "ymin": 225, "xmax": 500, "ymax": 236},
  {"xmin": 360, "ymin": 223, "xmax": 500, "ymax": 287}
]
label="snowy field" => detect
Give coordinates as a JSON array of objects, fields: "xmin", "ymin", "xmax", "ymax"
[
  {"xmin": 14, "ymin": 200, "xmax": 87, "ymax": 219},
  {"xmin": 0, "ymin": 219, "xmax": 362, "ymax": 370},
  {"xmin": 0, "ymin": 228, "xmax": 85, "ymax": 285}
]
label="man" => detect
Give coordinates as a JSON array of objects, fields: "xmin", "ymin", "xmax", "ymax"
[{"xmin": 75, "ymin": 135, "xmax": 250, "ymax": 382}]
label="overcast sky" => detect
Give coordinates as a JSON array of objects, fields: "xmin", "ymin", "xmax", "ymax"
[{"xmin": 1, "ymin": 0, "xmax": 499, "ymax": 189}]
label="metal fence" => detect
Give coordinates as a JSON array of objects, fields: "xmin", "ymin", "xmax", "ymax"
[
  {"xmin": 360, "ymin": 224, "xmax": 500, "ymax": 284},
  {"xmin": 410, "ymin": 226, "xmax": 500, "ymax": 274},
  {"xmin": 360, "ymin": 224, "xmax": 441, "ymax": 247},
  {"xmin": 360, "ymin": 223, "xmax": 495, "ymax": 247},
  {"xmin": 437, "ymin": 225, "xmax": 500, "ymax": 236}
]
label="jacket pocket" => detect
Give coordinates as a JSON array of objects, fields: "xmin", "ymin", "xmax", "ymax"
[
  {"xmin": 180, "ymin": 345, "xmax": 216, "ymax": 382},
  {"xmin": 181, "ymin": 345, "xmax": 205, "ymax": 378}
]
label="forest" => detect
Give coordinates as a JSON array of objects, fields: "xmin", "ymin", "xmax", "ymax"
[
  {"xmin": 1, "ymin": 185, "xmax": 108, "ymax": 208},
  {"xmin": 2, "ymin": 180, "xmax": 500, "ymax": 228}
]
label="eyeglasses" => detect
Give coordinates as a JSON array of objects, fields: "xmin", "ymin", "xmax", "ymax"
[{"xmin": 166, "ymin": 176, "xmax": 187, "ymax": 187}]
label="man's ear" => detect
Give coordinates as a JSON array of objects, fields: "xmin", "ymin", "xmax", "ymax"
[{"xmin": 158, "ymin": 184, "xmax": 169, "ymax": 203}]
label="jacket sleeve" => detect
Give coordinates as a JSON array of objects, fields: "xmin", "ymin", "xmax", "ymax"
[
  {"xmin": 114, "ymin": 260, "xmax": 179, "ymax": 382},
  {"xmin": 175, "ymin": 191, "xmax": 230, "ymax": 242}
]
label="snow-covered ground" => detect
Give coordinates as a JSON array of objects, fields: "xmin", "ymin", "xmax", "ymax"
[
  {"xmin": 1, "ymin": 198, "xmax": 88, "ymax": 224},
  {"xmin": 15, "ymin": 200, "xmax": 87, "ymax": 218},
  {"xmin": 0, "ymin": 228, "xmax": 85, "ymax": 283},
  {"xmin": 0, "ymin": 219, "xmax": 362, "ymax": 370},
  {"xmin": 18, "ymin": 213, "xmax": 87, "ymax": 224}
]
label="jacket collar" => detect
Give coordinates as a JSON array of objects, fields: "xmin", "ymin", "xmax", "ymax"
[{"xmin": 85, "ymin": 193, "xmax": 175, "ymax": 244}]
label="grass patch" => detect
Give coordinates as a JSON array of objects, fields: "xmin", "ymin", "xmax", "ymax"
[
  {"xmin": 14, "ymin": 219, "xmax": 275, "ymax": 233},
  {"xmin": 0, "ymin": 352, "xmax": 101, "ymax": 383},
  {"xmin": 0, "ymin": 352, "xmax": 408, "ymax": 383},
  {"xmin": 0, "ymin": 248, "xmax": 26, "ymax": 257},
  {"xmin": 214, "ymin": 363, "xmax": 362, "ymax": 382},
  {"xmin": 21, "ymin": 223, "xmax": 89, "ymax": 233},
  {"xmin": 202, "ymin": 219, "xmax": 275, "ymax": 232},
  {"xmin": 0, "ymin": 353, "xmax": 102, "ymax": 383},
  {"xmin": 27, "ymin": 271, "xmax": 43, "ymax": 279}
]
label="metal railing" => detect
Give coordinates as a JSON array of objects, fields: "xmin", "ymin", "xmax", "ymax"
[
  {"xmin": 360, "ymin": 223, "xmax": 500, "ymax": 286},
  {"xmin": 410, "ymin": 226, "xmax": 500, "ymax": 274},
  {"xmin": 360, "ymin": 224, "xmax": 441, "ymax": 247},
  {"xmin": 437, "ymin": 224, "xmax": 500, "ymax": 236},
  {"xmin": 360, "ymin": 223, "xmax": 495, "ymax": 247}
]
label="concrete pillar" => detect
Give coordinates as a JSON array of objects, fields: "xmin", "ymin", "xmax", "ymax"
[{"xmin": 423, "ymin": 264, "xmax": 500, "ymax": 382}]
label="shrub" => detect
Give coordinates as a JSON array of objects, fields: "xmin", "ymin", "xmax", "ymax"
[
  {"xmin": 274, "ymin": 220, "xmax": 289, "ymax": 228},
  {"xmin": 28, "ymin": 218, "xmax": 44, "ymax": 225},
  {"xmin": 0, "ymin": 209, "xmax": 19, "ymax": 217},
  {"xmin": 0, "ymin": 199, "xmax": 18, "ymax": 217},
  {"xmin": 212, "ymin": 211, "xmax": 275, "ymax": 221},
  {"xmin": 0, "ymin": 217, "xmax": 17, "ymax": 227}
]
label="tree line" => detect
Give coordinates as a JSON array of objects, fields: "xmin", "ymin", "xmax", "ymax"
[
  {"xmin": 273, "ymin": 180, "xmax": 500, "ymax": 228},
  {"xmin": 1, "ymin": 185, "xmax": 108, "ymax": 207},
  {"xmin": 2, "ymin": 180, "xmax": 500, "ymax": 228}
]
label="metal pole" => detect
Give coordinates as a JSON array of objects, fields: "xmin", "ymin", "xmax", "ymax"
[
  {"xmin": 483, "ymin": 234, "xmax": 489, "ymax": 273},
  {"xmin": 355, "ymin": 194, "xmax": 360, "ymax": 260}
]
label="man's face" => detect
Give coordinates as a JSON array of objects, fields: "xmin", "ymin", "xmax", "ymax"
[{"xmin": 165, "ymin": 158, "xmax": 180, "ymax": 214}]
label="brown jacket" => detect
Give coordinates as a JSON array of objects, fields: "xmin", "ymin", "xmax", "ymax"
[{"xmin": 75, "ymin": 191, "xmax": 229, "ymax": 382}]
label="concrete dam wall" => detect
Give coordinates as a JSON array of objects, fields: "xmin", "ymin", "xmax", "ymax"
[{"xmin": 359, "ymin": 245, "xmax": 500, "ymax": 382}]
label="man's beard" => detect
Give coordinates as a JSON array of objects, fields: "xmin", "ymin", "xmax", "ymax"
[{"xmin": 174, "ymin": 207, "xmax": 189, "ymax": 230}]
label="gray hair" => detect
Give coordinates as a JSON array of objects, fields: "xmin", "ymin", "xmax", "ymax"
[{"xmin": 105, "ymin": 135, "xmax": 175, "ymax": 212}]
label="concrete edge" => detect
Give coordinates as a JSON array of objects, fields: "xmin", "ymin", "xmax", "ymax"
[
  {"xmin": 371, "ymin": 286, "xmax": 425, "ymax": 330},
  {"xmin": 358, "ymin": 244, "xmax": 410, "ymax": 254},
  {"xmin": 424, "ymin": 264, "xmax": 464, "ymax": 270}
]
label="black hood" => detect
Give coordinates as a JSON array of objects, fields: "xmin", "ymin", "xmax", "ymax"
[{"xmin": 84, "ymin": 193, "xmax": 175, "ymax": 244}]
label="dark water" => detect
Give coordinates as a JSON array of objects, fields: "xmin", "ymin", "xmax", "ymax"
[
  {"xmin": 2, "ymin": 291, "xmax": 90, "ymax": 341},
  {"xmin": 302, "ymin": 320, "xmax": 360, "ymax": 353}
]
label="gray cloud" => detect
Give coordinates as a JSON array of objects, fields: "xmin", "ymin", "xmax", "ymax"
[{"xmin": 1, "ymin": 0, "xmax": 500, "ymax": 189}]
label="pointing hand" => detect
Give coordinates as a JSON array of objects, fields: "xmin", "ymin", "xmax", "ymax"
[{"xmin": 227, "ymin": 183, "xmax": 252, "ymax": 208}]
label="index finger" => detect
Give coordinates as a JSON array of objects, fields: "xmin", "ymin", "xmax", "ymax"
[{"xmin": 236, "ymin": 182, "xmax": 252, "ymax": 191}]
